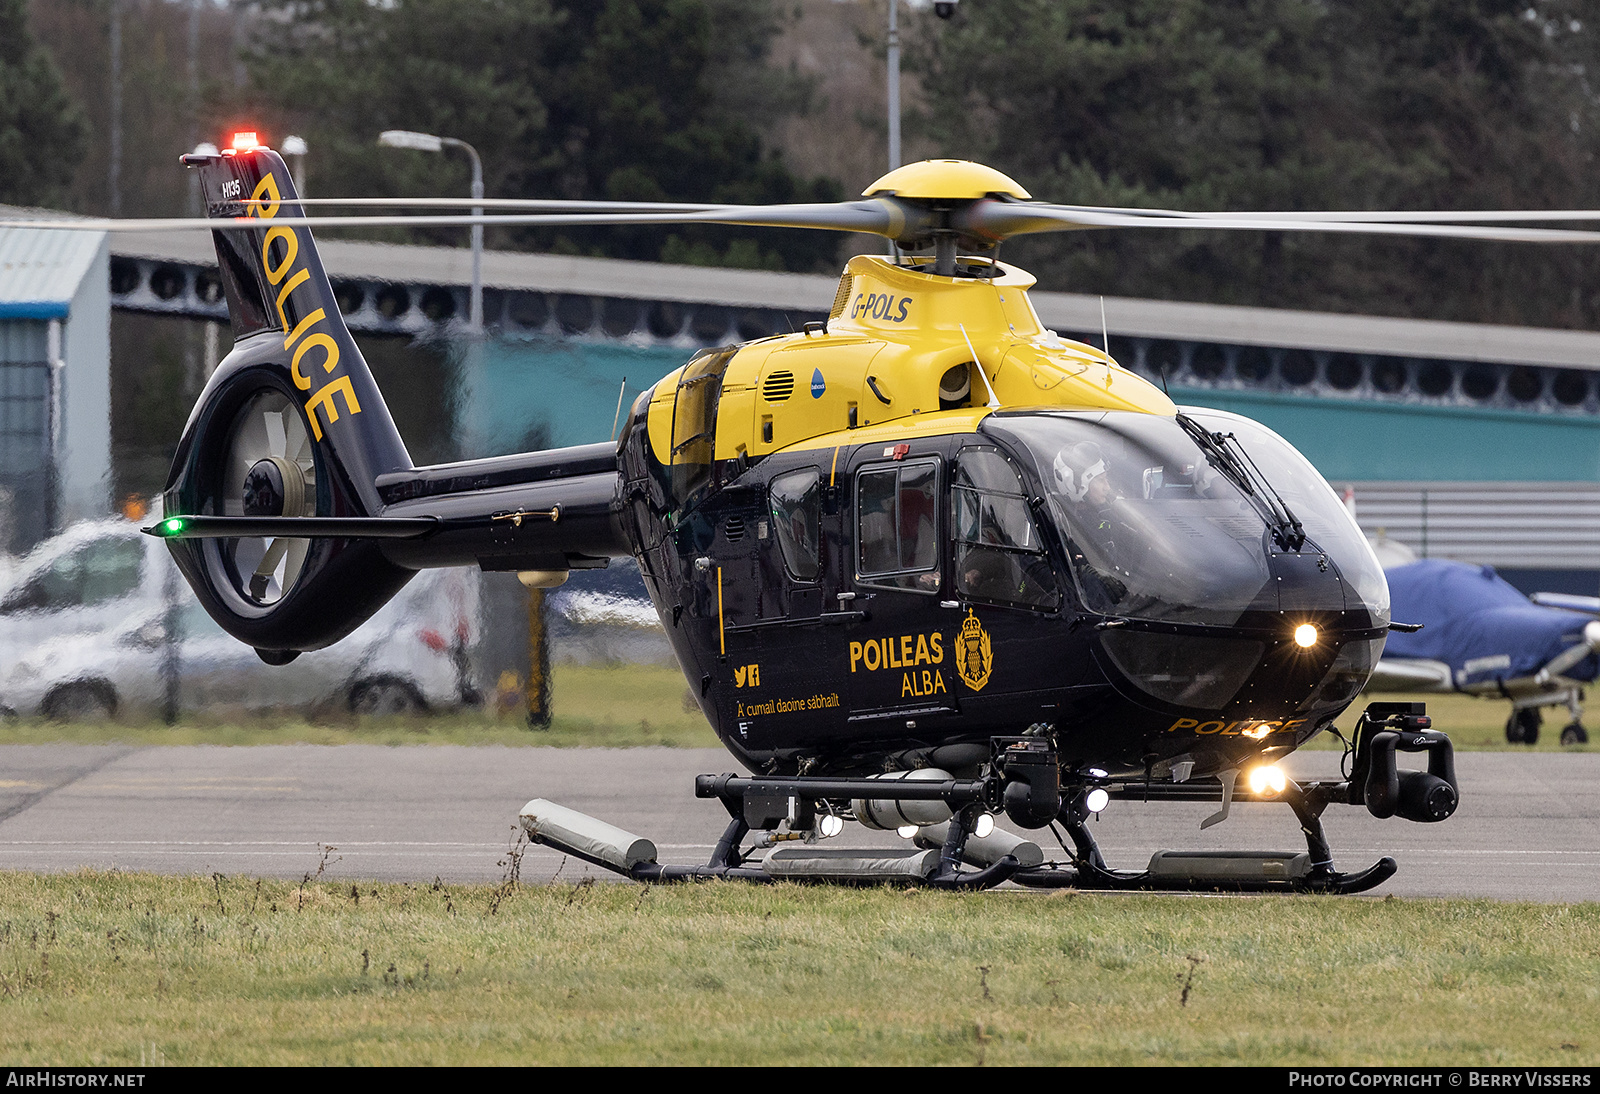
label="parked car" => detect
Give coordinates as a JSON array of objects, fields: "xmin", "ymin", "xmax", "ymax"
[
  {"xmin": 0, "ymin": 520, "xmax": 481, "ymax": 720},
  {"xmin": 0, "ymin": 518, "xmax": 159, "ymax": 662}
]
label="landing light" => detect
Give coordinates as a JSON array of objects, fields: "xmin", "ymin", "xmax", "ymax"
[
  {"xmin": 817, "ymin": 814, "xmax": 844, "ymax": 839},
  {"xmin": 897, "ymin": 824, "xmax": 918, "ymax": 839},
  {"xmin": 1247, "ymin": 765, "xmax": 1288, "ymax": 797},
  {"xmin": 1294, "ymin": 623, "xmax": 1319, "ymax": 648},
  {"xmin": 973, "ymin": 813, "xmax": 995, "ymax": 838},
  {"xmin": 1084, "ymin": 788, "xmax": 1110, "ymax": 814}
]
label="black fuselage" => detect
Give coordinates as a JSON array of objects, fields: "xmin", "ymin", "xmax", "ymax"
[{"xmin": 615, "ymin": 390, "xmax": 1387, "ymax": 781}]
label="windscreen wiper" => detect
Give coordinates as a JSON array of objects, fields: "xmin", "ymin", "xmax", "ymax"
[{"xmin": 1175, "ymin": 414, "xmax": 1306, "ymax": 551}]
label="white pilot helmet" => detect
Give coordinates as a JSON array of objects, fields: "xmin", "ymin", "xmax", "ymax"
[{"xmin": 1053, "ymin": 442, "xmax": 1107, "ymax": 503}]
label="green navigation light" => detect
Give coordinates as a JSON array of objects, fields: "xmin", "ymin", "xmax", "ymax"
[{"xmin": 161, "ymin": 518, "xmax": 187, "ymax": 537}]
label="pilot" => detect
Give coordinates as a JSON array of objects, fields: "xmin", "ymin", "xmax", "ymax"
[
  {"xmin": 1053, "ymin": 441, "xmax": 1115, "ymax": 512},
  {"xmin": 1052, "ymin": 441, "xmax": 1128, "ymax": 606}
]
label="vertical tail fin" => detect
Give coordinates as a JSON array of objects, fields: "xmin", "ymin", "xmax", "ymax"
[
  {"xmin": 161, "ymin": 140, "xmax": 417, "ymax": 652},
  {"xmin": 180, "ymin": 140, "xmax": 413, "ymax": 511}
]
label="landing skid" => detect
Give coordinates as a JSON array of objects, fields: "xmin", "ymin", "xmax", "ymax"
[
  {"xmin": 518, "ymin": 704, "xmax": 1454, "ymax": 895},
  {"xmin": 518, "ymin": 787, "xmax": 1397, "ymax": 894},
  {"xmin": 1010, "ymin": 817, "xmax": 1399, "ymax": 895},
  {"xmin": 1002, "ymin": 773, "xmax": 1401, "ymax": 894},
  {"xmin": 1011, "ymin": 859, "xmax": 1398, "ymax": 894},
  {"xmin": 520, "ymin": 794, "xmax": 1024, "ymax": 891}
]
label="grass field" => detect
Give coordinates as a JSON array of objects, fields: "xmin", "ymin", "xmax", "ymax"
[
  {"xmin": 0, "ymin": 669, "xmax": 1578, "ymax": 754},
  {"xmin": 1300, "ymin": 691, "xmax": 1582, "ymax": 750},
  {"xmin": 0, "ymin": 870, "xmax": 1597, "ymax": 1066},
  {"xmin": 0, "ymin": 677, "xmax": 1593, "ymax": 1065}
]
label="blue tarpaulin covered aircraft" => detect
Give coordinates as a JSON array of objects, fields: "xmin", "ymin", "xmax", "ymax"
[{"xmin": 1370, "ymin": 559, "xmax": 1600, "ymax": 744}]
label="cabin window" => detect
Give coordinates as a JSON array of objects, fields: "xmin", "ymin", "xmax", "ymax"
[
  {"xmin": 951, "ymin": 447, "xmax": 1060, "ymax": 609},
  {"xmin": 855, "ymin": 459, "xmax": 940, "ymax": 592},
  {"xmin": 768, "ymin": 468, "xmax": 821, "ymax": 581}
]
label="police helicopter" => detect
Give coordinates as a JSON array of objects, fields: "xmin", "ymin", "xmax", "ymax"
[{"xmin": 33, "ymin": 134, "xmax": 1600, "ymax": 893}]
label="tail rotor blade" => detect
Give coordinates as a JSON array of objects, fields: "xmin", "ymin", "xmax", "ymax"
[
  {"xmin": 265, "ymin": 409, "xmax": 288, "ymax": 460},
  {"xmin": 281, "ymin": 537, "xmax": 311, "ymax": 594},
  {"xmin": 250, "ymin": 537, "xmax": 290, "ymax": 602}
]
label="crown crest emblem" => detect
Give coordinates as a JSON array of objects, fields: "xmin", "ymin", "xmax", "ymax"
[{"xmin": 955, "ymin": 609, "xmax": 993, "ymax": 692}]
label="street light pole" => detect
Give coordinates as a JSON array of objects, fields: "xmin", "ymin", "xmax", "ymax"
[
  {"xmin": 887, "ymin": 0, "xmax": 901, "ymax": 172},
  {"xmin": 109, "ymin": 0, "xmax": 121, "ymax": 217},
  {"xmin": 281, "ymin": 135, "xmax": 308, "ymax": 198},
  {"xmin": 377, "ymin": 129, "xmax": 484, "ymax": 333},
  {"xmin": 454, "ymin": 138, "xmax": 484, "ymax": 333}
]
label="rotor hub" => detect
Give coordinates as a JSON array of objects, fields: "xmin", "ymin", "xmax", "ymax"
[
  {"xmin": 864, "ymin": 160, "xmax": 1030, "ymax": 202},
  {"xmin": 242, "ymin": 456, "xmax": 304, "ymax": 517}
]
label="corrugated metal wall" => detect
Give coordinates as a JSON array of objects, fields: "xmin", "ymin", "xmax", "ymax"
[
  {"xmin": 0, "ymin": 320, "xmax": 46, "ymax": 364},
  {"xmin": 0, "ymin": 362, "xmax": 49, "ymax": 475},
  {"xmin": 1348, "ymin": 481, "xmax": 1600, "ymax": 569},
  {"xmin": 0, "ymin": 319, "xmax": 51, "ymax": 554}
]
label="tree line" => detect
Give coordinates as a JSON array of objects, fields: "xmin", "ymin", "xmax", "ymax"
[
  {"xmin": 6, "ymin": 0, "xmax": 1600, "ymax": 325},
  {"xmin": 911, "ymin": 0, "xmax": 1600, "ymax": 327}
]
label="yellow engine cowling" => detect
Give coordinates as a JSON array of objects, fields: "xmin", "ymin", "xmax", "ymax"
[{"xmin": 644, "ymin": 255, "xmax": 1177, "ymax": 468}]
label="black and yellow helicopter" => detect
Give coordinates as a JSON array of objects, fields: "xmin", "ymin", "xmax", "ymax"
[{"xmin": 31, "ymin": 135, "xmax": 1584, "ymax": 892}]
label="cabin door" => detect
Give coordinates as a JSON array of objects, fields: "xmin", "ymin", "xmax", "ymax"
[{"xmin": 843, "ymin": 454, "xmax": 956, "ymax": 729}]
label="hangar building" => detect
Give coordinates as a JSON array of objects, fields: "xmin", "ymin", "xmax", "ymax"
[
  {"xmin": 0, "ymin": 219, "xmax": 110, "ymax": 555},
  {"xmin": 87, "ymin": 230, "xmax": 1600, "ymax": 594}
]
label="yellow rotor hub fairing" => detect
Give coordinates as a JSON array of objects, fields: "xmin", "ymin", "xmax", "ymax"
[{"xmin": 865, "ymin": 160, "xmax": 1031, "ymax": 201}]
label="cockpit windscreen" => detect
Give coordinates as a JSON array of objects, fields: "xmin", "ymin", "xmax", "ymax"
[{"xmin": 984, "ymin": 411, "xmax": 1389, "ymax": 628}]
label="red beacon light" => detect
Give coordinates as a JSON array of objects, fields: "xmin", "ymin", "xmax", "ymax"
[{"xmin": 225, "ymin": 131, "xmax": 261, "ymax": 156}]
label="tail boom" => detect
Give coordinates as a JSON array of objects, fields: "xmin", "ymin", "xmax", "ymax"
[{"xmin": 162, "ymin": 144, "xmax": 629, "ymax": 655}]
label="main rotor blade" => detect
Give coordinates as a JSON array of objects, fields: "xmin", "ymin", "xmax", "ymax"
[
  {"xmin": 0, "ymin": 199, "xmax": 917, "ymax": 238},
  {"xmin": 956, "ymin": 200, "xmax": 1600, "ymax": 245},
  {"xmin": 241, "ymin": 197, "xmax": 723, "ymax": 212},
  {"xmin": 12, "ymin": 197, "xmax": 1600, "ymax": 245},
  {"xmin": 1040, "ymin": 203, "xmax": 1600, "ymax": 225}
]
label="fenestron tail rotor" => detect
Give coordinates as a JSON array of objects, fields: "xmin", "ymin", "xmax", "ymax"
[
  {"xmin": 220, "ymin": 391, "xmax": 317, "ymax": 605},
  {"xmin": 142, "ymin": 142, "xmax": 415, "ymax": 657}
]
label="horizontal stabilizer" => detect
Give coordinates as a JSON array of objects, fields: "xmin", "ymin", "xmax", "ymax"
[{"xmin": 146, "ymin": 515, "xmax": 437, "ymax": 540}]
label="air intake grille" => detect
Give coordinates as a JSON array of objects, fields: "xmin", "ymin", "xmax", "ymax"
[
  {"xmin": 830, "ymin": 273, "xmax": 854, "ymax": 320},
  {"xmin": 725, "ymin": 516, "xmax": 747, "ymax": 542},
  {"xmin": 762, "ymin": 370, "xmax": 796, "ymax": 401}
]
